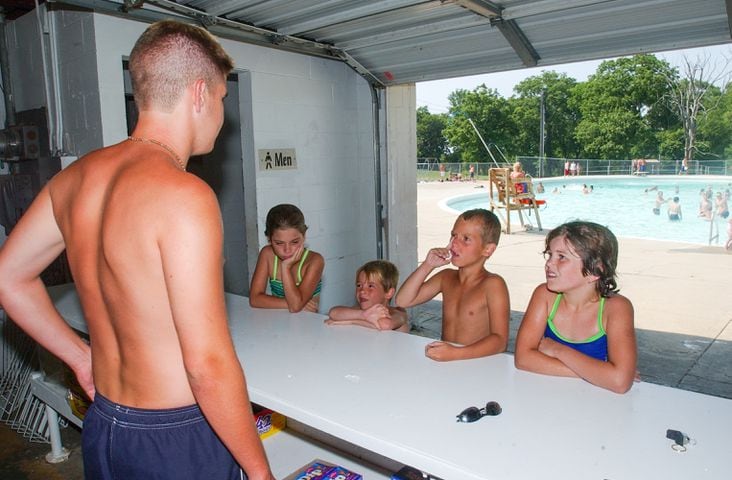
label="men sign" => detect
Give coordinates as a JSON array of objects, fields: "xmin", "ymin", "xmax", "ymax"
[{"xmin": 258, "ymin": 149, "xmax": 297, "ymax": 171}]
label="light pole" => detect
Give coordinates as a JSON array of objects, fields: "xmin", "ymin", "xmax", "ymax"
[{"xmin": 539, "ymin": 90, "xmax": 546, "ymax": 177}]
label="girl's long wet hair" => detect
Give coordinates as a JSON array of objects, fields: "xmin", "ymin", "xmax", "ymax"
[{"xmin": 545, "ymin": 221, "xmax": 619, "ymax": 297}]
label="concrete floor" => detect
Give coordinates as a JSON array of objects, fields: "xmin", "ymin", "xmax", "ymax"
[
  {"xmin": 0, "ymin": 421, "xmax": 82, "ymax": 480},
  {"xmin": 2, "ymin": 180, "xmax": 730, "ymax": 479}
]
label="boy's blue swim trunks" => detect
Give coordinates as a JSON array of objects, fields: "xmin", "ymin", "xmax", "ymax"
[{"xmin": 82, "ymin": 392, "xmax": 245, "ymax": 480}]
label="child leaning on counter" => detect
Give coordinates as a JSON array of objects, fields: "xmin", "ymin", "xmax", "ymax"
[
  {"xmin": 249, "ymin": 204, "xmax": 324, "ymax": 313},
  {"xmin": 396, "ymin": 209, "xmax": 509, "ymax": 362},
  {"xmin": 514, "ymin": 221, "xmax": 637, "ymax": 394},
  {"xmin": 326, "ymin": 260, "xmax": 408, "ymax": 332}
]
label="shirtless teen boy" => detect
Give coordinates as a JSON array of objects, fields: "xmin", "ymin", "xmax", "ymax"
[{"xmin": 0, "ymin": 21, "xmax": 273, "ymax": 479}]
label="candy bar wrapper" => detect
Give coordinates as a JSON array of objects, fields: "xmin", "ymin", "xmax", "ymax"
[
  {"xmin": 284, "ymin": 460, "xmax": 334, "ymax": 480},
  {"xmin": 283, "ymin": 460, "xmax": 362, "ymax": 480},
  {"xmin": 323, "ymin": 465, "xmax": 363, "ymax": 480}
]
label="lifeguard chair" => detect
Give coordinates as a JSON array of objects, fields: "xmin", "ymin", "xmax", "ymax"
[{"xmin": 488, "ymin": 168, "xmax": 544, "ymax": 234}]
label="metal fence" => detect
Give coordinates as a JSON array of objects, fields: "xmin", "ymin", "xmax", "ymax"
[
  {"xmin": 417, "ymin": 162, "xmax": 496, "ymax": 182},
  {"xmin": 417, "ymin": 157, "xmax": 732, "ymax": 182}
]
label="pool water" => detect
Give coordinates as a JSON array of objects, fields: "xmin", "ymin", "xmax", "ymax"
[{"xmin": 444, "ymin": 176, "xmax": 731, "ymax": 245}]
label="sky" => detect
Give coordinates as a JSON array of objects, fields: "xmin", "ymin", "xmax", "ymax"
[{"xmin": 416, "ymin": 44, "xmax": 732, "ymax": 114}]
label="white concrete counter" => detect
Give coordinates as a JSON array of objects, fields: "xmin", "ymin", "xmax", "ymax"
[{"xmin": 46, "ymin": 284, "xmax": 732, "ymax": 479}]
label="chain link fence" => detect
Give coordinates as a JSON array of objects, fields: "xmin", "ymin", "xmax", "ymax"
[
  {"xmin": 417, "ymin": 162, "xmax": 501, "ymax": 182},
  {"xmin": 418, "ymin": 158, "xmax": 732, "ymax": 181}
]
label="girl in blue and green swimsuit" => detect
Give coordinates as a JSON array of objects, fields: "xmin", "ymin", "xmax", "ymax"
[
  {"xmin": 514, "ymin": 221, "xmax": 638, "ymax": 393},
  {"xmin": 249, "ymin": 204, "xmax": 324, "ymax": 313}
]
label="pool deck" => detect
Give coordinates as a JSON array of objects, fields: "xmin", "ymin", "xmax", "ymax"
[{"xmin": 410, "ymin": 180, "xmax": 732, "ymax": 399}]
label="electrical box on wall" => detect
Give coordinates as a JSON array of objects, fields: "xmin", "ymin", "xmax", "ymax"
[{"xmin": 0, "ymin": 125, "xmax": 40, "ymax": 161}]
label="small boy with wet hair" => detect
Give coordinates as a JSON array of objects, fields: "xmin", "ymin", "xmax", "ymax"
[
  {"xmin": 326, "ymin": 260, "xmax": 408, "ymax": 332},
  {"xmin": 396, "ymin": 209, "xmax": 510, "ymax": 361}
]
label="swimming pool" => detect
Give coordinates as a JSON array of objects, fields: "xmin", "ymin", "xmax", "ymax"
[{"xmin": 443, "ymin": 176, "xmax": 731, "ymax": 245}]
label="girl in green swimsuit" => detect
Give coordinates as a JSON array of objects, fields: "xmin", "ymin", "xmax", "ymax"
[{"xmin": 249, "ymin": 204, "xmax": 324, "ymax": 313}]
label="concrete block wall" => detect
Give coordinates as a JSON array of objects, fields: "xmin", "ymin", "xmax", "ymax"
[
  {"xmin": 5, "ymin": 11, "xmax": 46, "ymax": 112},
  {"xmin": 89, "ymin": 14, "xmax": 386, "ymax": 310},
  {"xmin": 3, "ymin": 9, "xmax": 418, "ymax": 312},
  {"xmin": 5, "ymin": 6, "xmax": 102, "ymax": 156},
  {"xmin": 53, "ymin": 9, "xmax": 103, "ymax": 155},
  {"xmin": 385, "ymin": 85, "xmax": 419, "ymax": 286},
  {"xmin": 224, "ymin": 37, "xmax": 379, "ymax": 310}
]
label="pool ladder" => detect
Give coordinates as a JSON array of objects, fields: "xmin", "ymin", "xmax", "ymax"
[{"xmin": 708, "ymin": 211, "xmax": 719, "ymax": 245}]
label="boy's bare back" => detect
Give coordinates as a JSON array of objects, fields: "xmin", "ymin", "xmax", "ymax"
[{"xmin": 50, "ymin": 141, "xmax": 218, "ymax": 408}]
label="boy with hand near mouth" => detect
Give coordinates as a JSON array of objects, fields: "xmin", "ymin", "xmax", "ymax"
[
  {"xmin": 396, "ymin": 209, "xmax": 509, "ymax": 361},
  {"xmin": 326, "ymin": 260, "xmax": 408, "ymax": 332}
]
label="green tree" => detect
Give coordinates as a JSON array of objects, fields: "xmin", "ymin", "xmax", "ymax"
[
  {"xmin": 510, "ymin": 71, "xmax": 581, "ymax": 173},
  {"xmin": 712, "ymin": 83, "xmax": 732, "ymax": 158},
  {"xmin": 694, "ymin": 84, "xmax": 729, "ymax": 159},
  {"xmin": 444, "ymin": 85, "xmax": 516, "ymax": 164},
  {"xmin": 656, "ymin": 128, "xmax": 684, "ymax": 160},
  {"xmin": 572, "ymin": 55, "xmax": 676, "ymax": 159},
  {"xmin": 416, "ymin": 106, "xmax": 448, "ymax": 161}
]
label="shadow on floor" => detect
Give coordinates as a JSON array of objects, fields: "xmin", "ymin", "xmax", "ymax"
[{"xmin": 0, "ymin": 421, "xmax": 82, "ymax": 480}]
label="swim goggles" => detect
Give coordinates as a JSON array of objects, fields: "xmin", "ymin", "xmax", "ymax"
[{"xmin": 456, "ymin": 401, "xmax": 502, "ymax": 423}]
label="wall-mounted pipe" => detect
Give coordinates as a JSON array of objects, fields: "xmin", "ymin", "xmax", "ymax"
[
  {"xmin": 34, "ymin": 0, "xmax": 60, "ymax": 156},
  {"xmin": 0, "ymin": 9, "xmax": 16, "ymax": 127},
  {"xmin": 371, "ymin": 85, "xmax": 384, "ymax": 260},
  {"xmin": 48, "ymin": 7, "xmax": 64, "ymax": 153}
]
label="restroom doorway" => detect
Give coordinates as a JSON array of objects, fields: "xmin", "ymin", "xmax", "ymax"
[{"xmin": 123, "ymin": 66, "xmax": 254, "ymax": 295}]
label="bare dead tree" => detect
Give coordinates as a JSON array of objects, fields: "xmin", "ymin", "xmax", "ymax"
[{"xmin": 665, "ymin": 52, "xmax": 731, "ymax": 170}]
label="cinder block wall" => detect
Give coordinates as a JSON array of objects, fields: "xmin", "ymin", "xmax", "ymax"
[{"xmin": 3, "ymin": 8, "xmax": 418, "ymax": 312}]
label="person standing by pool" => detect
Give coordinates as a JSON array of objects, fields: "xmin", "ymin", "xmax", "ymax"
[
  {"xmin": 653, "ymin": 191, "xmax": 667, "ymax": 215},
  {"xmin": 668, "ymin": 196, "xmax": 682, "ymax": 221},
  {"xmin": 715, "ymin": 191, "xmax": 729, "ymax": 219},
  {"xmin": 699, "ymin": 190, "xmax": 712, "ymax": 220}
]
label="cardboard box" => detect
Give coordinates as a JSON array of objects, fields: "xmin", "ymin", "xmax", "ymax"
[
  {"xmin": 283, "ymin": 459, "xmax": 362, "ymax": 480},
  {"xmin": 252, "ymin": 404, "xmax": 286, "ymax": 440}
]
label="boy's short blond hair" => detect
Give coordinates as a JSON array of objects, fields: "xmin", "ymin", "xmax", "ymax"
[
  {"xmin": 129, "ymin": 20, "xmax": 234, "ymax": 112},
  {"xmin": 356, "ymin": 260, "xmax": 399, "ymax": 291},
  {"xmin": 459, "ymin": 209, "xmax": 501, "ymax": 245}
]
